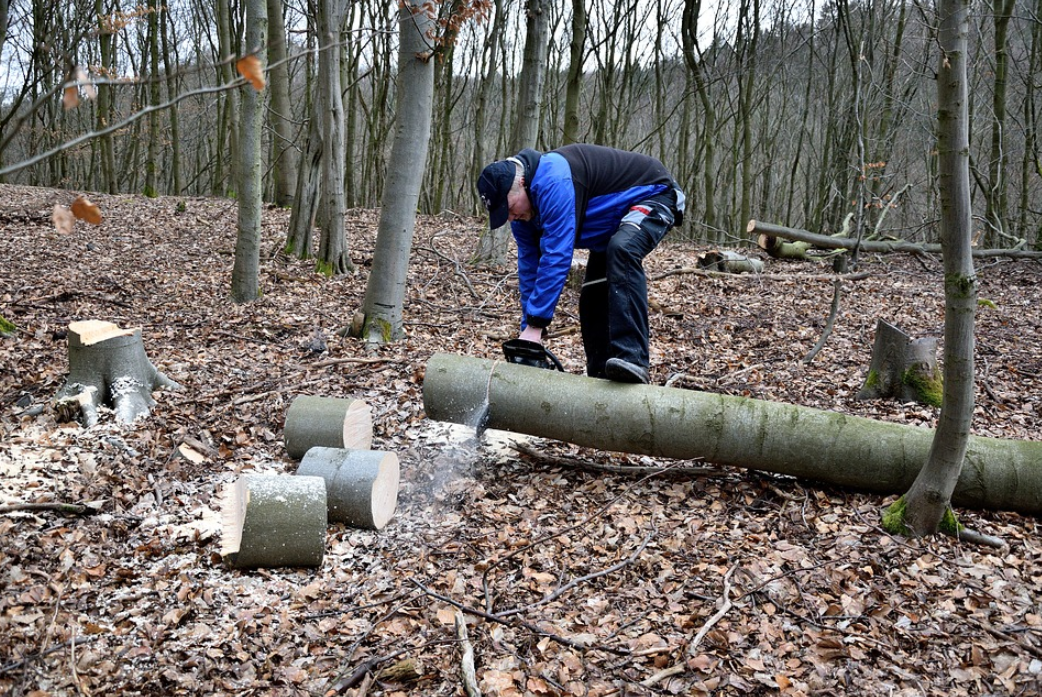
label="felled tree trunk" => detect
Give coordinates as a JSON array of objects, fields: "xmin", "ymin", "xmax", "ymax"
[
  {"xmin": 296, "ymin": 446, "xmax": 400, "ymax": 529},
  {"xmin": 220, "ymin": 474, "xmax": 327, "ymax": 569},
  {"xmin": 422, "ymin": 353, "xmax": 1042, "ymax": 515},
  {"xmin": 284, "ymin": 395, "xmax": 373, "ymax": 459},
  {"xmin": 748, "ymin": 219, "xmax": 1042, "ymax": 259},
  {"xmin": 55, "ymin": 320, "xmax": 181, "ymax": 427},
  {"xmin": 857, "ymin": 320, "xmax": 943, "ymax": 407}
]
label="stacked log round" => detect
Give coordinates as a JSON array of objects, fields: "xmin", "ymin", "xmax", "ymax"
[{"xmin": 284, "ymin": 395, "xmax": 373, "ymax": 460}]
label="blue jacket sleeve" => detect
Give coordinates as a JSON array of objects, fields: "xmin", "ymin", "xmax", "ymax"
[{"xmin": 515, "ymin": 159, "xmax": 577, "ymax": 328}]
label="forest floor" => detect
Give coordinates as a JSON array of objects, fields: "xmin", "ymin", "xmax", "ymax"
[{"xmin": 1, "ymin": 183, "xmax": 1040, "ymax": 697}]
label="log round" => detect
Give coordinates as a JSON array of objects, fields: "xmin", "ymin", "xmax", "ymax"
[
  {"xmin": 220, "ymin": 474, "xmax": 327, "ymax": 569},
  {"xmin": 422, "ymin": 353, "xmax": 1042, "ymax": 515},
  {"xmin": 284, "ymin": 396, "xmax": 373, "ymax": 459},
  {"xmin": 296, "ymin": 447, "xmax": 399, "ymax": 529}
]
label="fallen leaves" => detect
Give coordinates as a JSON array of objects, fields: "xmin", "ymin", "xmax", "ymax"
[{"xmin": 1, "ymin": 184, "xmax": 1041, "ymax": 695}]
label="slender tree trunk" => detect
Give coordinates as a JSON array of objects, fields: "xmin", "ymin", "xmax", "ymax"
[
  {"xmin": 0, "ymin": 0, "xmax": 8, "ymax": 55},
  {"xmin": 562, "ymin": 0, "xmax": 586, "ymax": 145},
  {"xmin": 983, "ymin": 0, "xmax": 1016, "ymax": 245},
  {"xmin": 96, "ymin": 0, "xmax": 117, "ymax": 194},
  {"xmin": 231, "ymin": 0, "xmax": 268, "ymax": 303},
  {"xmin": 315, "ymin": 0, "xmax": 350, "ymax": 276},
  {"xmin": 360, "ymin": 0, "xmax": 435, "ymax": 342},
  {"xmin": 1021, "ymin": 0, "xmax": 1042, "ymax": 247},
  {"xmin": 683, "ymin": 0, "xmax": 717, "ymax": 237},
  {"xmin": 472, "ymin": 0, "xmax": 504, "ymax": 194},
  {"xmin": 897, "ymin": 0, "xmax": 977, "ymax": 536},
  {"xmin": 216, "ymin": 0, "xmax": 241, "ymax": 196},
  {"xmin": 267, "ymin": 0, "xmax": 298, "ymax": 206},
  {"xmin": 472, "ymin": 0, "xmax": 549, "ymax": 266},
  {"xmin": 159, "ymin": 2, "xmax": 182, "ymax": 194}
]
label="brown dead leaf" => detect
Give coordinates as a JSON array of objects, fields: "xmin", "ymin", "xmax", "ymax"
[
  {"xmin": 71, "ymin": 195, "xmax": 103, "ymax": 225},
  {"xmin": 52, "ymin": 204, "xmax": 75, "ymax": 233},
  {"xmin": 63, "ymin": 85, "xmax": 79, "ymax": 110},
  {"xmin": 236, "ymin": 55, "xmax": 266, "ymax": 91}
]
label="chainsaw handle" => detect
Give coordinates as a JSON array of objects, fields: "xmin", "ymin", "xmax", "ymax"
[{"xmin": 501, "ymin": 338, "xmax": 565, "ymax": 372}]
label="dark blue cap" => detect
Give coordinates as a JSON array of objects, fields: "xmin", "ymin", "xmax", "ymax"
[{"xmin": 477, "ymin": 160, "xmax": 516, "ymax": 229}]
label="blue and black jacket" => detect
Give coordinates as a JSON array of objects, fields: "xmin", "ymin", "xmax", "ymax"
[{"xmin": 511, "ymin": 144, "xmax": 681, "ymax": 330}]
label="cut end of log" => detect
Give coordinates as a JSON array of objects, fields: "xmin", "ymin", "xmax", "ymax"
[
  {"xmin": 219, "ymin": 476, "xmax": 249, "ymax": 559},
  {"xmin": 68, "ymin": 320, "xmax": 139, "ymax": 346},
  {"xmin": 368, "ymin": 452, "xmax": 400, "ymax": 530},
  {"xmin": 341, "ymin": 399, "xmax": 374, "ymax": 451}
]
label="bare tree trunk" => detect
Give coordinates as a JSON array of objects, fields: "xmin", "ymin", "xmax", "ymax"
[
  {"xmin": 682, "ymin": 0, "xmax": 717, "ymax": 236},
  {"xmin": 315, "ymin": 0, "xmax": 351, "ymax": 276},
  {"xmin": 472, "ymin": 0, "xmax": 549, "ymax": 266},
  {"xmin": 286, "ymin": 115, "xmax": 321, "ymax": 259},
  {"xmin": 159, "ymin": 2, "xmax": 182, "ymax": 194},
  {"xmin": 231, "ymin": 0, "xmax": 267, "ymax": 303},
  {"xmin": 895, "ymin": 0, "xmax": 977, "ymax": 536},
  {"xmin": 981, "ymin": 0, "xmax": 1016, "ymax": 246},
  {"xmin": 267, "ymin": 0, "xmax": 298, "ymax": 207},
  {"xmin": 562, "ymin": 0, "xmax": 585, "ymax": 145},
  {"xmin": 96, "ymin": 0, "xmax": 117, "ymax": 194},
  {"xmin": 360, "ymin": 0, "xmax": 435, "ymax": 342},
  {"xmin": 216, "ymin": 0, "xmax": 241, "ymax": 196},
  {"xmin": 144, "ymin": 0, "xmax": 162, "ymax": 196},
  {"xmin": 0, "ymin": 0, "xmax": 8, "ymax": 55},
  {"xmin": 471, "ymin": 0, "xmax": 503, "ymax": 192}
]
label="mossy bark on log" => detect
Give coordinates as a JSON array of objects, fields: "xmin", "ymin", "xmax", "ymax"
[
  {"xmin": 220, "ymin": 474, "xmax": 327, "ymax": 569},
  {"xmin": 296, "ymin": 446, "xmax": 399, "ymax": 529},
  {"xmin": 284, "ymin": 395, "xmax": 373, "ymax": 459},
  {"xmin": 422, "ymin": 353, "xmax": 1042, "ymax": 515},
  {"xmin": 55, "ymin": 320, "xmax": 181, "ymax": 427},
  {"xmin": 757, "ymin": 234, "xmax": 813, "ymax": 260},
  {"xmin": 857, "ymin": 320, "xmax": 943, "ymax": 407}
]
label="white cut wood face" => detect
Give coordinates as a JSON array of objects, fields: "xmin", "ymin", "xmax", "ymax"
[
  {"xmin": 69, "ymin": 319, "xmax": 138, "ymax": 345},
  {"xmin": 342, "ymin": 399, "xmax": 374, "ymax": 450},
  {"xmin": 370, "ymin": 452, "xmax": 401, "ymax": 530},
  {"xmin": 218, "ymin": 477, "xmax": 248, "ymax": 557}
]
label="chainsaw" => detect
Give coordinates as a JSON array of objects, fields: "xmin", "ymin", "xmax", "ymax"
[{"xmin": 501, "ymin": 338, "xmax": 565, "ymax": 372}]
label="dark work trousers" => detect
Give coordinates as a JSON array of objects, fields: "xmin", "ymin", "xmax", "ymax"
[{"xmin": 580, "ymin": 189, "xmax": 678, "ymax": 378}]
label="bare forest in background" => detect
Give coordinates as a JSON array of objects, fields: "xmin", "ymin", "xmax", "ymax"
[{"xmin": 1, "ymin": 0, "xmax": 1041, "ymax": 248}]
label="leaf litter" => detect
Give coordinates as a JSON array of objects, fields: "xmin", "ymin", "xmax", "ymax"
[{"xmin": 0, "ymin": 183, "xmax": 1040, "ymax": 696}]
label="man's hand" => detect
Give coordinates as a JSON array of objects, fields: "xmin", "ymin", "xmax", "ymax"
[
  {"xmin": 519, "ymin": 326, "xmax": 543, "ymax": 343},
  {"xmin": 502, "ymin": 338, "xmax": 564, "ymax": 371}
]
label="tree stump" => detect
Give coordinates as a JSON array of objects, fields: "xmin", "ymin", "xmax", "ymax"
[
  {"xmin": 55, "ymin": 320, "xmax": 181, "ymax": 427},
  {"xmin": 856, "ymin": 320, "xmax": 943, "ymax": 406},
  {"xmin": 296, "ymin": 447, "xmax": 399, "ymax": 530},
  {"xmin": 284, "ymin": 396, "xmax": 373, "ymax": 460},
  {"xmin": 220, "ymin": 474, "xmax": 327, "ymax": 569}
]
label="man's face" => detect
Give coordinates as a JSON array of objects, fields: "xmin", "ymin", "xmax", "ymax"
[{"xmin": 507, "ymin": 183, "xmax": 533, "ymax": 222}]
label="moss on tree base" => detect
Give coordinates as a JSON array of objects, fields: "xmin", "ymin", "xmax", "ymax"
[{"xmin": 882, "ymin": 495, "xmax": 964, "ymax": 536}]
